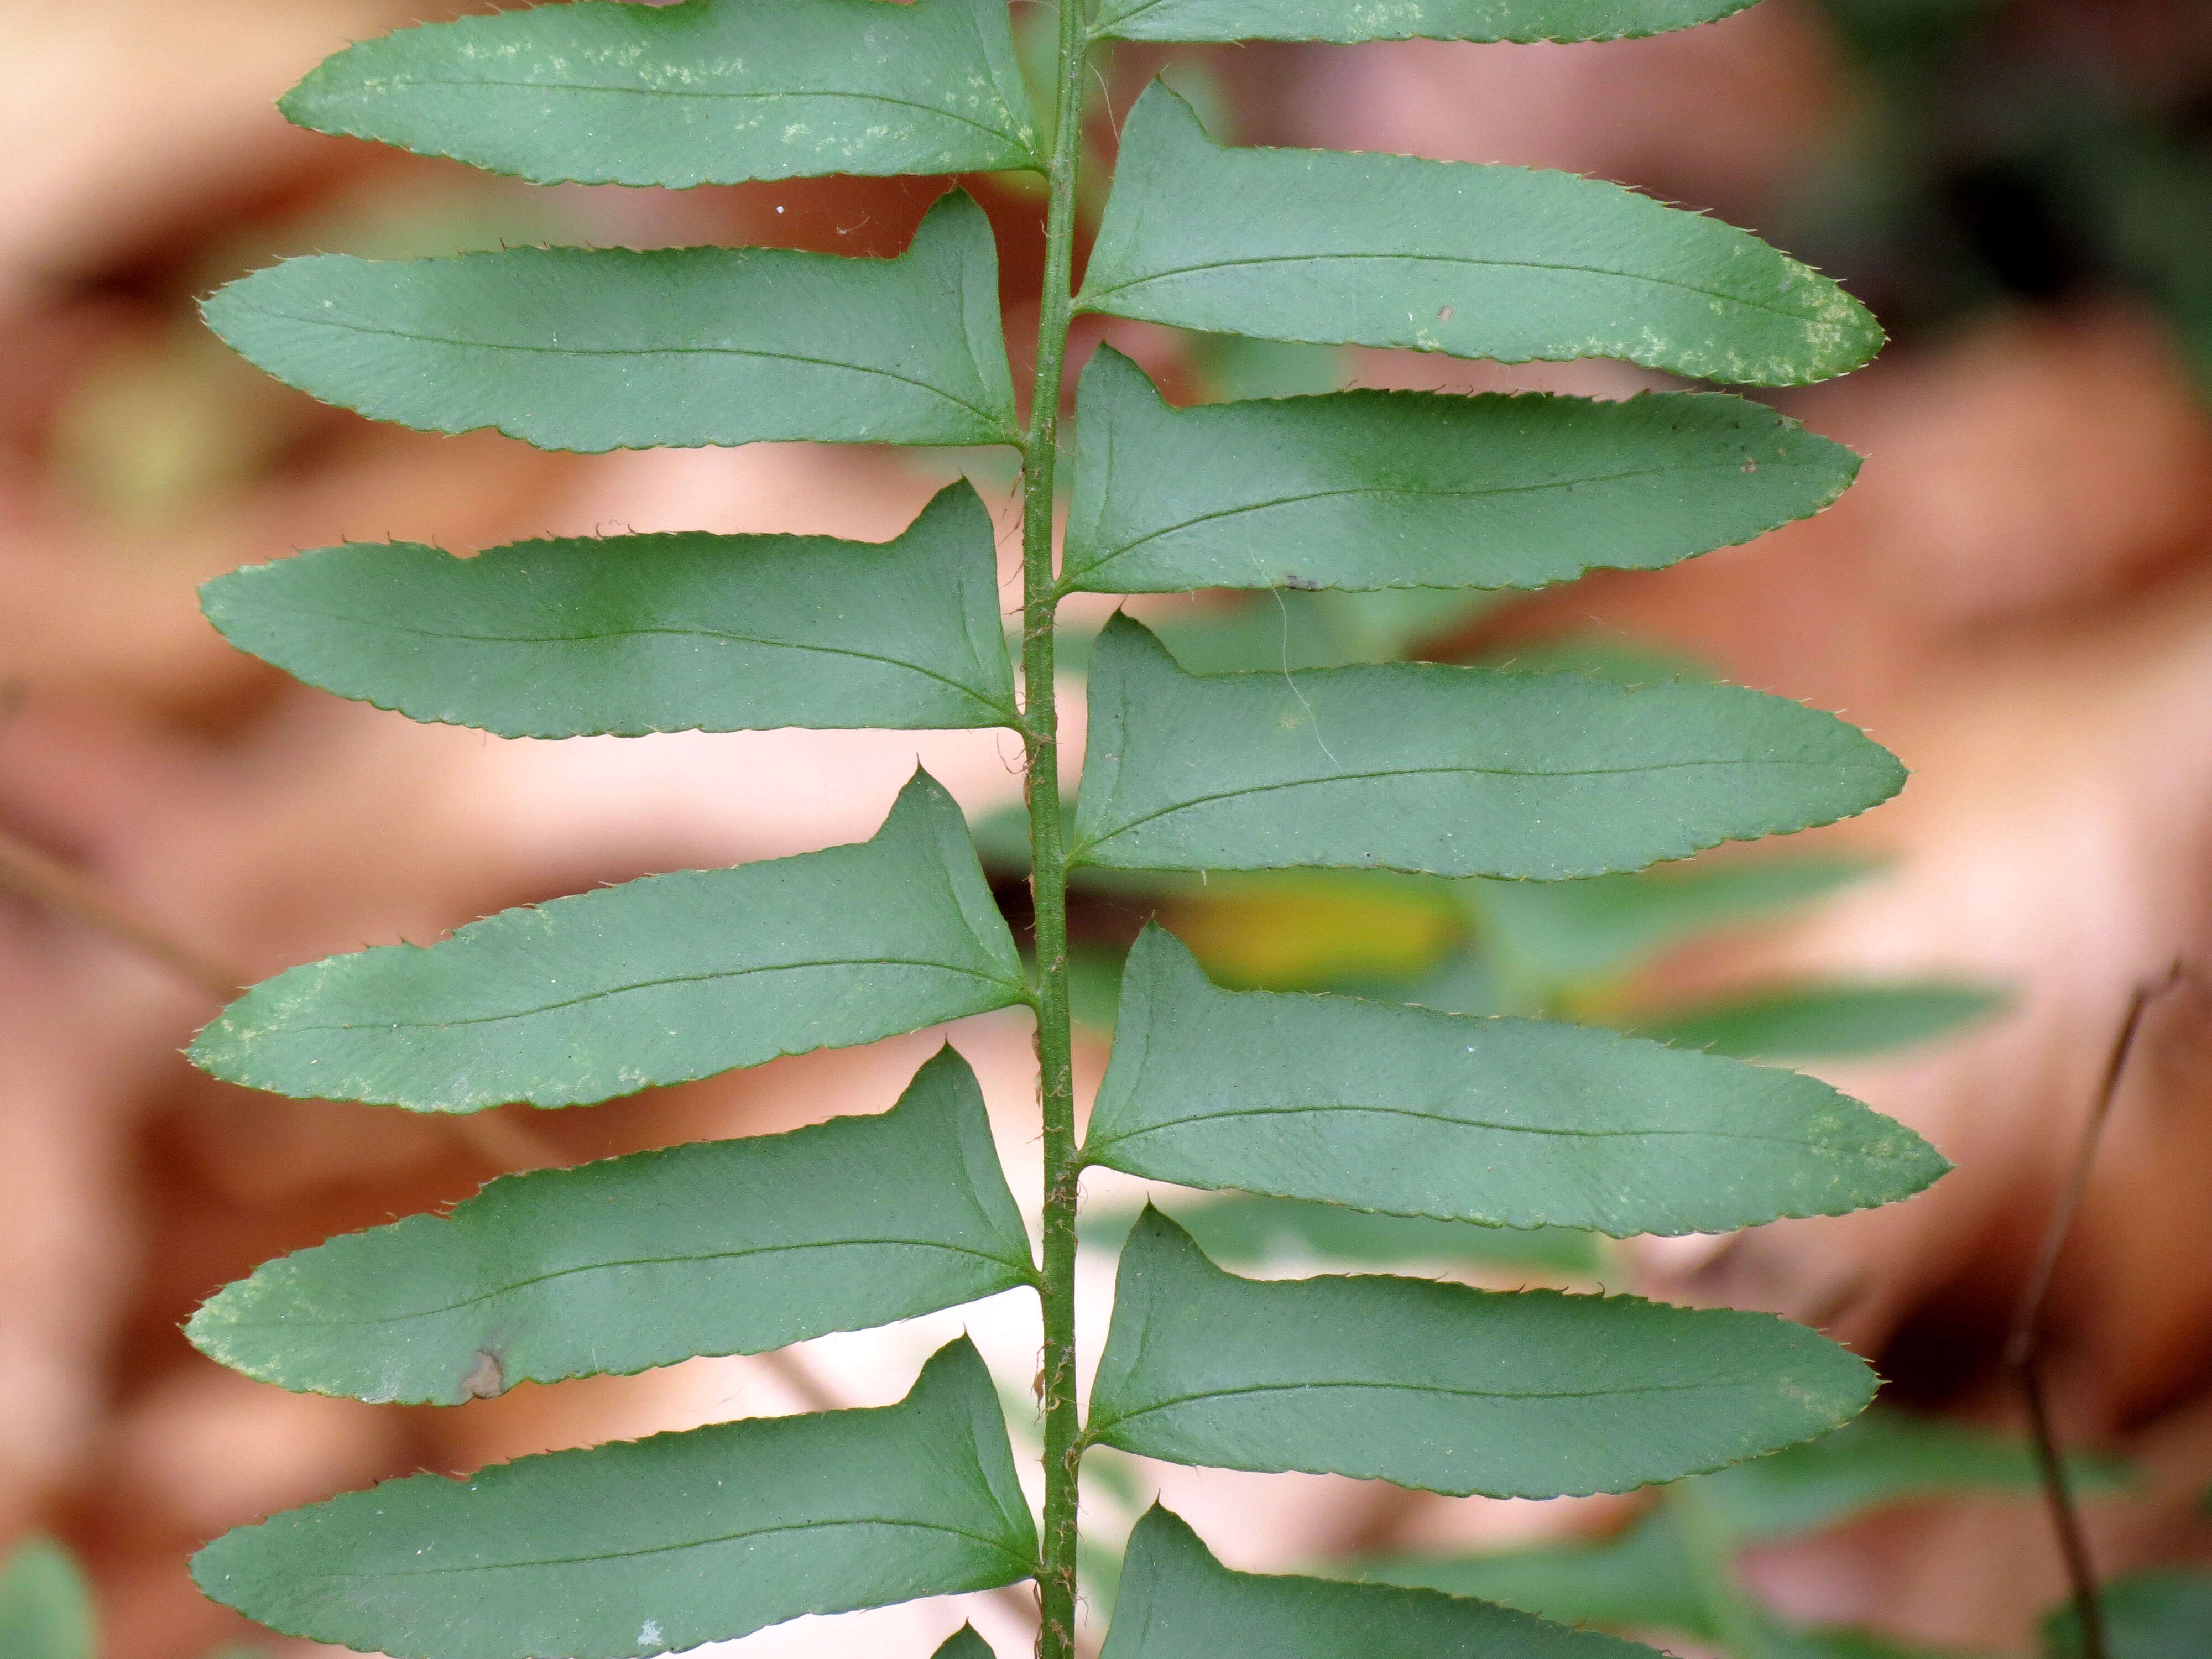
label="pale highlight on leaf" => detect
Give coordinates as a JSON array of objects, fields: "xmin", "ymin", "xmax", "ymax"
[
  {"xmin": 189, "ymin": 1047, "xmax": 1034, "ymax": 1404},
  {"xmin": 202, "ymin": 191, "xmax": 1019, "ymax": 453},
  {"xmin": 1076, "ymin": 85, "xmax": 1881, "ymax": 387},
  {"xmin": 284, "ymin": 0, "xmax": 1042, "ymax": 186},
  {"xmin": 1062, "ymin": 347, "xmax": 1859, "ymax": 593},
  {"xmin": 189, "ymin": 770, "xmax": 1026, "ymax": 1110},
  {"xmin": 191, "ymin": 1339, "xmax": 1039, "ymax": 1659},
  {"xmin": 1083, "ymin": 927, "xmax": 1947, "ymax": 1234},
  {"xmin": 1086, "ymin": 1211, "xmax": 1877, "ymax": 1498},
  {"xmin": 201, "ymin": 482, "xmax": 1019, "ymax": 737},
  {"xmin": 1099, "ymin": 1505, "xmax": 1665, "ymax": 1659},
  {"xmin": 1071, "ymin": 615, "xmax": 1906, "ymax": 877}
]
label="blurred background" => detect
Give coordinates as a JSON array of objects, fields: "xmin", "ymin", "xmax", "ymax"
[{"xmin": 4, "ymin": 0, "xmax": 2212, "ymax": 1654}]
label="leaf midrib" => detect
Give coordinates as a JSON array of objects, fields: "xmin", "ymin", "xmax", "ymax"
[
  {"xmin": 268, "ymin": 609, "xmax": 1010, "ymax": 714},
  {"xmin": 1093, "ymin": 1373, "xmax": 1763, "ymax": 1437},
  {"xmin": 1092, "ymin": 1101, "xmax": 1864, "ymax": 1155},
  {"xmin": 1085, "ymin": 251, "xmax": 1827, "ymax": 330},
  {"xmin": 1082, "ymin": 758, "xmax": 1855, "ymax": 849},
  {"xmin": 241, "ymin": 306, "xmax": 1013, "ymax": 434},
  {"xmin": 1092, "ymin": 0, "xmax": 1182, "ymax": 28},
  {"xmin": 306, "ymin": 1514, "xmax": 1031, "ymax": 1580},
  {"xmin": 1073, "ymin": 459, "xmax": 1813, "ymax": 576},
  {"xmin": 223, "ymin": 1238, "xmax": 1030, "ymax": 1329},
  {"xmin": 364, "ymin": 77, "xmax": 1029, "ymax": 149},
  {"xmin": 270, "ymin": 957, "xmax": 1021, "ymax": 1036}
]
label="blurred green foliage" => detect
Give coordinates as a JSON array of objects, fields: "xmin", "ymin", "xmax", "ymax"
[
  {"xmin": 1793, "ymin": 0, "xmax": 2212, "ymax": 392},
  {"xmin": 0, "ymin": 1539, "xmax": 94, "ymax": 1659},
  {"xmin": 54, "ymin": 173, "xmax": 582, "ymax": 528},
  {"xmin": 0, "ymin": 1534, "xmax": 277, "ymax": 1659},
  {"xmin": 1355, "ymin": 1410, "xmax": 2133, "ymax": 1659},
  {"xmin": 1637, "ymin": 980, "xmax": 2011, "ymax": 1061},
  {"xmin": 2044, "ymin": 1568, "xmax": 2212, "ymax": 1659}
]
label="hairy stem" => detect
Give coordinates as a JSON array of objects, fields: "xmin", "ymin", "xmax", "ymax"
[{"xmin": 1021, "ymin": 7, "xmax": 1093, "ymax": 1658}]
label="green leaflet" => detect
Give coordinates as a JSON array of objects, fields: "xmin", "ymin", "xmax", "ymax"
[
  {"xmin": 189, "ymin": 770, "xmax": 1026, "ymax": 1110},
  {"xmin": 1693, "ymin": 1406, "xmax": 2130, "ymax": 1543},
  {"xmin": 1061, "ymin": 348, "xmax": 1857, "ymax": 593},
  {"xmin": 1462, "ymin": 853, "xmax": 1877, "ymax": 992},
  {"xmin": 1086, "ymin": 1211, "xmax": 1876, "ymax": 1498},
  {"xmin": 191, "ymin": 1339, "xmax": 1038, "ymax": 1659},
  {"xmin": 1370, "ymin": 1530, "xmax": 1988, "ymax": 1659},
  {"xmin": 0, "ymin": 1541, "xmax": 95, "ymax": 1659},
  {"xmin": 935, "ymin": 1627, "xmax": 999, "ymax": 1659},
  {"xmin": 1777, "ymin": 1630, "xmax": 1998, "ymax": 1659},
  {"xmin": 1358, "ymin": 1517, "xmax": 1709, "ymax": 1638},
  {"xmin": 283, "ymin": 0, "xmax": 1042, "ymax": 186},
  {"xmin": 1099, "ymin": 1505, "xmax": 1662, "ymax": 1659},
  {"xmin": 1360, "ymin": 1410, "xmax": 2130, "ymax": 1636},
  {"xmin": 1638, "ymin": 980, "xmax": 2008, "ymax": 1060},
  {"xmin": 1083, "ymin": 927, "xmax": 1947, "ymax": 1236},
  {"xmin": 1075, "ymin": 86, "xmax": 1881, "ymax": 388},
  {"xmin": 202, "ymin": 191, "xmax": 1019, "ymax": 454},
  {"xmin": 1090, "ymin": 0, "xmax": 1754, "ymax": 43},
  {"xmin": 200, "ymin": 482, "xmax": 1019, "ymax": 738},
  {"xmin": 1070, "ymin": 616, "xmax": 1906, "ymax": 878},
  {"xmin": 1082, "ymin": 1193, "xmax": 1602, "ymax": 1275},
  {"xmin": 2044, "ymin": 1568, "xmax": 2212, "ymax": 1659},
  {"xmin": 188, "ymin": 1047, "xmax": 1034, "ymax": 1405}
]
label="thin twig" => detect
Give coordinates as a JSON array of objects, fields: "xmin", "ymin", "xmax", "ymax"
[
  {"xmin": 0, "ymin": 823, "xmax": 244, "ymax": 1000},
  {"xmin": 0, "ymin": 819, "xmax": 579, "ymax": 1182},
  {"xmin": 445, "ymin": 1109, "xmax": 568, "ymax": 1173},
  {"xmin": 750, "ymin": 1346, "xmax": 846, "ymax": 1414},
  {"xmin": 2005, "ymin": 962, "xmax": 2188, "ymax": 1659}
]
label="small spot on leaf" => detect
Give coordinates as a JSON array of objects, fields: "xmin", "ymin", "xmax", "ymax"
[{"xmin": 462, "ymin": 1350, "xmax": 507, "ymax": 1399}]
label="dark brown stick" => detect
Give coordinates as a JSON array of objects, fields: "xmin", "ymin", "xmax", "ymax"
[{"xmin": 2005, "ymin": 963, "xmax": 2188, "ymax": 1659}]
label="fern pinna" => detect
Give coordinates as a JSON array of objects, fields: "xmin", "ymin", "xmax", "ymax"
[{"xmin": 181, "ymin": 2, "xmax": 1944, "ymax": 1656}]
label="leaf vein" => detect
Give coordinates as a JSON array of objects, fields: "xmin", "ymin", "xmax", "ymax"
[
  {"xmin": 1074, "ymin": 461, "xmax": 1788, "ymax": 575},
  {"xmin": 226, "ymin": 1240, "xmax": 1027, "ymax": 1328},
  {"xmin": 276, "ymin": 958, "xmax": 1021, "ymax": 1035},
  {"xmin": 241, "ymin": 307, "xmax": 1012, "ymax": 434},
  {"xmin": 1092, "ymin": 1102, "xmax": 1846, "ymax": 1151},
  {"xmin": 1095, "ymin": 1374, "xmax": 1763, "ymax": 1436},
  {"xmin": 273, "ymin": 612, "xmax": 1009, "ymax": 714},
  {"xmin": 372, "ymin": 78, "xmax": 1026, "ymax": 146},
  {"xmin": 309, "ymin": 1516, "xmax": 1030, "ymax": 1580},
  {"xmin": 1085, "ymin": 759, "xmax": 1854, "ymax": 847},
  {"xmin": 1087, "ymin": 252, "xmax": 1822, "ymax": 326}
]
